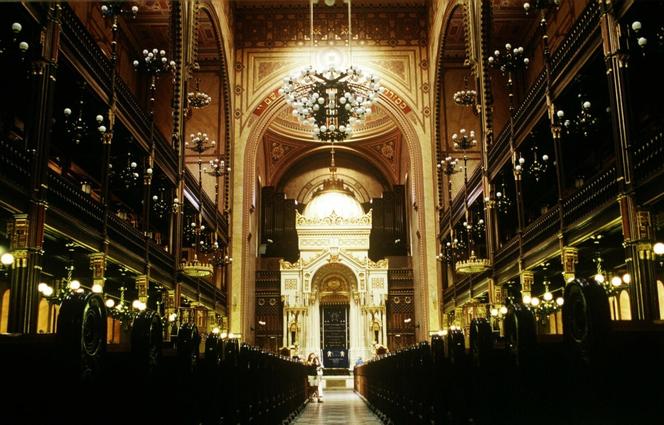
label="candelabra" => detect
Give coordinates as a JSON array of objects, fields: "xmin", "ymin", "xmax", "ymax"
[
  {"xmin": 522, "ymin": 0, "xmax": 560, "ymax": 14},
  {"xmin": 526, "ymin": 145, "xmax": 550, "ymax": 182},
  {"xmin": 453, "ymin": 76, "xmax": 477, "ymax": 108},
  {"xmin": 521, "ymin": 263, "xmax": 564, "ymax": 320},
  {"xmin": 101, "ymin": 2, "xmax": 138, "ymax": 19},
  {"xmin": 279, "ymin": 0, "xmax": 383, "ymax": 143},
  {"xmin": 627, "ymin": 19, "xmax": 664, "ymax": 55},
  {"xmin": 204, "ymin": 156, "xmax": 231, "ymax": 268},
  {"xmin": 556, "ymin": 98, "xmax": 599, "ymax": 138},
  {"xmin": 133, "ymin": 48, "xmax": 176, "ymax": 77},
  {"xmin": 151, "ymin": 186, "xmax": 170, "ymax": 220},
  {"xmin": 62, "ymin": 83, "xmax": 106, "ymax": 145},
  {"xmin": 0, "ymin": 21, "xmax": 30, "ymax": 58},
  {"xmin": 488, "ymin": 43, "xmax": 529, "ymax": 107},
  {"xmin": 452, "ymin": 128, "xmax": 477, "ymax": 150},
  {"xmin": 187, "ymin": 77, "xmax": 212, "ymax": 109},
  {"xmin": 280, "ymin": 65, "xmax": 383, "ymax": 142},
  {"xmin": 115, "ymin": 151, "xmax": 141, "ymax": 189},
  {"xmin": 495, "ymin": 179, "xmax": 512, "ymax": 215},
  {"xmin": 489, "ymin": 42, "xmax": 529, "ymax": 233},
  {"xmin": 437, "ymin": 155, "xmax": 462, "ymax": 264}
]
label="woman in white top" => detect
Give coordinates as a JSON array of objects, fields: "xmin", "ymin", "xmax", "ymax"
[{"xmin": 306, "ymin": 352, "xmax": 323, "ymax": 402}]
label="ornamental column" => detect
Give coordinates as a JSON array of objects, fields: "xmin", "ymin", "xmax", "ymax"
[
  {"xmin": 6, "ymin": 5, "xmax": 62, "ymax": 334},
  {"xmin": 136, "ymin": 274, "xmax": 149, "ymax": 305},
  {"xmin": 561, "ymin": 247, "xmax": 578, "ymax": 283},
  {"xmin": 520, "ymin": 270, "xmax": 534, "ymax": 302},
  {"xmin": 89, "ymin": 253, "xmax": 106, "ymax": 293},
  {"xmin": 599, "ymin": 1, "xmax": 659, "ymax": 320},
  {"xmin": 6, "ymin": 215, "xmax": 37, "ymax": 333}
]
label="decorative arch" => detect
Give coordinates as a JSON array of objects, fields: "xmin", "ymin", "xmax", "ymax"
[
  {"xmin": 271, "ymin": 144, "xmax": 395, "ymax": 190},
  {"xmin": 311, "ymin": 263, "xmax": 358, "ymax": 299},
  {"xmin": 433, "ymin": 0, "xmax": 466, "ymax": 208},
  {"xmin": 240, "ymin": 84, "xmax": 431, "ymax": 315},
  {"xmin": 198, "ymin": 1, "xmax": 233, "ymax": 208}
]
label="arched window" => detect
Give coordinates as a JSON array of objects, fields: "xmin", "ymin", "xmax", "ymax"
[
  {"xmin": 619, "ymin": 290, "xmax": 632, "ymax": 320},
  {"xmin": 657, "ymin": 280, "xmax": 664, "ymax": 320},
  {"xmin": 0, "ymin": 289, "xmax": 10, "ymax": 332},
  {"xmin": 37, "ymin": 298, "xmax": 51, "ymax": 333}
]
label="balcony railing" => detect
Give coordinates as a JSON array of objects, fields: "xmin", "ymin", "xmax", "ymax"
[
  {"xmin": 488, "ymin": 1, "xmax": 601, "ymax": 172},
  {"xmin": 48, "ymin": 172, "xmax": 104, "ymax": 228},
  {"xmin": 0, "ymin": 138, "xmax": 30, "ymax": 189},
  {"xmin": 60, "ymin": 4, "xmax": 177, "ymax": 177},
  {"xmin": 633, "ymin": 129, "xmax": 664, "ymax": 183},
  {"xmin": 562, "ymin": 165, "xmax": 617, "ymax": 225},
  {"xmin": 522, "ymin": 205, "xmax": 560, "ymax": 250}
]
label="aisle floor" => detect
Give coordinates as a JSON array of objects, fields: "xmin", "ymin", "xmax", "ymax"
[{"xmin": 291, "ymin": 389, "xmax": 383, "ymax": 425}]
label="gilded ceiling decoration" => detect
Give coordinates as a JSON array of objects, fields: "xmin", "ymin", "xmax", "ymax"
[{"xmin": 234, "ymin": 6, "xmax": 427, "ymax": 49}]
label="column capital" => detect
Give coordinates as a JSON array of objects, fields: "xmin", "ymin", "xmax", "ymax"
[
  {"xmin": 136, "ymin": 274, "xmax": 149, "ymax": 303},
  {"xmin": 520, "ymin": 270, "xmax": 534, "ymax": 296}
]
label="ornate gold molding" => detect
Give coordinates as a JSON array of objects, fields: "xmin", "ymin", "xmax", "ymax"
[{"xmin": 295, "ymin": 210, "xmax": 372, "ymax": 226}]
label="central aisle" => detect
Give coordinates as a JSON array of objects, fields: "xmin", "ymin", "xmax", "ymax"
[{"xmin": 291, "ymin": 389, "xmax": 383, "ymax": 425}]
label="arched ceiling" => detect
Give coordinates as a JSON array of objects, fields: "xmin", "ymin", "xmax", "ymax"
[
  {"xmin": 262, "ymin": 125, "xmax": 404, "ymax": 189},
  {"xmin": 276, "ymin": 148, "xmax": 390, "ymax": 205}
]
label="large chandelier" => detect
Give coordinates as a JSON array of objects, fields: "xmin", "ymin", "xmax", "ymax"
[{"xmin": 279, "ymin": 0, "xmax": 383, "ymax": 143}]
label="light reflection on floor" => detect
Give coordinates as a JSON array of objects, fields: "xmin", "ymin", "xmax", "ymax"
[{"xmin": 291, "ymin": 389, "xmax": 383, "ymax": 425}]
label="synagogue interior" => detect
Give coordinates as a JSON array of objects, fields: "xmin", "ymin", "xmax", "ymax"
[{"xmin": 0, "ymin": 0, "xmax": 663, "ymax": 424}]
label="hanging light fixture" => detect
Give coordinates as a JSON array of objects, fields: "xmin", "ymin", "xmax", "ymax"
[
  {"xmin": 180, "ymin": 132, "xmax": 215, "ymax": 278},
  {"xmin": 279, "ymin": 0, "xmax": 384, "ymax": 143},
  {"xmin": 452, "ymin": 76, "xmax": 477, "ymax": 108},
  {"xmin": 188, "ymin": 77, "xmax": 212, "ymax": 109},
  {"xmin": 203, "ymin": 155, "xmax": 231, "ymax": 268},
  {"xmin": 451, "ymin": 129, "xmax": 491, "ymax": 274}
]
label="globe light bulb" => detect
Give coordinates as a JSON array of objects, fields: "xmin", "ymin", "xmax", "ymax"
[
  {"xmin": 38, "ymin": 283, "xmax": 48, "ymax": 293},
  {"xmin": 594, "ymin": 273, "xmax": 605, "ymax": 284},
  {"xmin": 69, "ymin": 280, "xmax": 81, "ymax": 290},
  {"xmin": 132, "ymin": 299, "xmax": 141, "ymax": 309},
  {"xmin": 1, "ymin": 252, "xmax": 15, "ymax": 266},
  {"xmin": 168, "ymin": 312, "xmax": 177, "ymax": 322},
  {"xmin": 212, "ymin": 327, "xmax": 220, "ymax": 334},
  {"xmin": 653, "ymin": 242, "xmax": 664, "ymax": 256},
  {"xmin": 556, "ymin": 297, "xmax": 564, "ymax": 306},
  {"xmin": 220, "ymin": 332, "xmax": 228, "ymax": 339},
  {"xmin": 622, "ymin": 273, "xmax": 631, "ymax": 284},
  {"xmin": 611, "ymin": 276, "xmax": 622, "ymax": 287},
  {"xmin": 92, "ymin": 283, "xmax": 103, "ymax": 293},
  {"xmin": 522, "ymin": 294, "xmax": 532, "ymax": 305},
  {"xmin": 42, "ymin": 286, "xmax": 54, "ymax": 297},
  {"xmin": 490, "ymin": 308, "xmax": 498, "ymax": 317},
  {"xmin": 105, "ymin": 299, "xmax": 115, "ymax": 308},
  {"xmin": 530, "ymin": 297, "xmax": 540, "ymax": 306},
  {"xmin": 543, "ymin": 291, "xmax": 553, "ymax": 301},
  {"xmin": 500, "ymin": 306, "xmax": 508, "ymax": 315}
]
